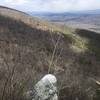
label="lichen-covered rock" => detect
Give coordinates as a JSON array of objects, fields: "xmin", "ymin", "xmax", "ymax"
[{"xmin": 32, "ymin": 74, "xmax": 58, "ymax": 100}]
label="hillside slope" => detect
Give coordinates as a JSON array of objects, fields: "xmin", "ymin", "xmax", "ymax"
[
  {"xmin": 0, "ymin": 6, "xmax": 63, "ymax": 32},
  {"xmin": 0, "ymin": 6, "xmax": 100, "ymax": 100}
]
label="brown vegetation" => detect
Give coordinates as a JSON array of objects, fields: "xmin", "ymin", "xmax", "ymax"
[{"xmin": 0, "ymin": 6, "xmax": 100, "ymax": 100}]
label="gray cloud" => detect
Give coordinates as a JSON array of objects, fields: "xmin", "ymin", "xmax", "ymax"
[{"xmin": 0, "ymin": 0, "xmax": 100, "ymax": 12}]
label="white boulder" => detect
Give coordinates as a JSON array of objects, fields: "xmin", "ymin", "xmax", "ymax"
[{"xmin": 32, "ymin": 74, "xmax": 58, "ymax": 100}]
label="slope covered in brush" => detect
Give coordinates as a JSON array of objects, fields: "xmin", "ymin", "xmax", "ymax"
[
  {"xmin": 0, "ymin": 6, "xmax": 63, "ymax": 31},
  {"xmin": 0, "ymin": 6, "xmax": 100, "ymax": 100}
]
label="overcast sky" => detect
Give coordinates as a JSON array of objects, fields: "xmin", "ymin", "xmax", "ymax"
[{"xmin": 0, "ymin": 0, "xmax": 100, "ymax": 12}]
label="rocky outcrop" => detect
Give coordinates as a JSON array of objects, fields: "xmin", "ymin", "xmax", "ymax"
[{"xmin": 26, "ymin": 74, "xmax": 58, "ymax": 100}]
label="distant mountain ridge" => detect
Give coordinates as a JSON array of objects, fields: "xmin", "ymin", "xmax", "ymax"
[
  {"xmin": 30, "ymin": 9, "xmax": 100, "ymax": 33},
  {"xmin": 29, "ymin": 9, "xmax": 100, "ymax": 16},
  {"xmin": 77, "ymin": 9, "xmax": 100, "ymax": 14}
]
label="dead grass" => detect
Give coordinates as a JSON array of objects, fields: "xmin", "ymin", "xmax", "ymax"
[{"xmin": 0, "ymin": 12, "xmax": 100, "ymax": 100}]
